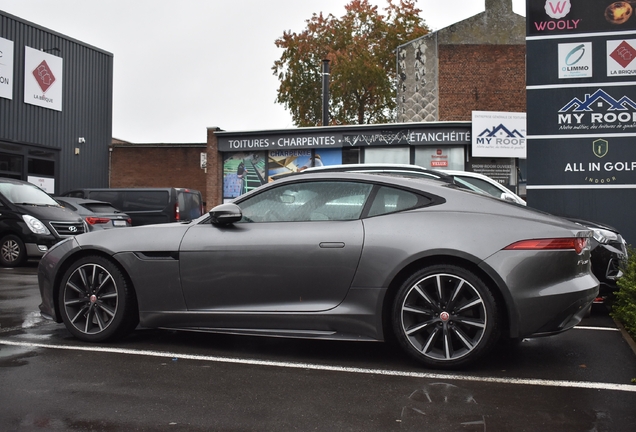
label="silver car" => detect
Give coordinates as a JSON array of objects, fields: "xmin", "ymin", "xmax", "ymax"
[{"xmin": 37, "ymin": 172, "xmax": 598, "ymax": 369}]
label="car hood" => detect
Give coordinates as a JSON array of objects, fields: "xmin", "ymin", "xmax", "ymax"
[
  {"xmin": 75, "ymin": 221, "xmax": 192, "ymax": 253},
  {"xmin": 15, "ymin": 204, "xmax": 83, "ymax": 223}
]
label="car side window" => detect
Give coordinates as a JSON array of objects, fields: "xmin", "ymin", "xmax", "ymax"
[
  {"xmin": 239, "ymin": 181, "xmax": 373, "ymax": 222},
  {"xmin": 454, "ymin": 176, "xmax": 502, "ymax": 198},
  {"xmin": 367, "ymin": 186, "xmax": 421, "ymax": 217}
]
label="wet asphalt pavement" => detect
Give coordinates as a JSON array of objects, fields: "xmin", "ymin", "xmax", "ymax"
[{"xmin": 1, "ymin": 263, "xmax": 636, "ymax": 431}]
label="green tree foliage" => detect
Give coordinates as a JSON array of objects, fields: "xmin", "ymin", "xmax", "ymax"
[
  {"xmin": 273, "ymin": 0, "xmax": 429, "ymax": 127},
  {"xmin": 612, "ymin": 246, "xmax": 636, "ymax": 338}
]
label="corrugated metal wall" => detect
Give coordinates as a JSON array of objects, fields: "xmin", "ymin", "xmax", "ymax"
[{"xmin": 0, "ymin": 10, "xmax": 113, "ymax": 194}]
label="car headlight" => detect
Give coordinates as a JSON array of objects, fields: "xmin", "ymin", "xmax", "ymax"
[
  {"xmin": 22, "ymin": 215, "xmax": 51, "ymax": 235},
  {"xmin": 592, "ymin": 228, "xmax": 618, "ymax": 244}
]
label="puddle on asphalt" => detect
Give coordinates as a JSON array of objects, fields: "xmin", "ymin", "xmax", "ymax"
[{"xmin": 0, "ymin": 344, "xmax": 39, "ymax": 367}]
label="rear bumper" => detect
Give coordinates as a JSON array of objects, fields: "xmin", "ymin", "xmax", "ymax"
[{"xmin": 483, "ymin": 248, "xmax": 599, "ymax": 339}]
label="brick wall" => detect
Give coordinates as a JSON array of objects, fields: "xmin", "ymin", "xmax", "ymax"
[
  {"xmin": 109, "ymin": 144, "xmax": 208, "ymax": 205},
  {"xmin": 438, "ymin": 44, "xmax": 526, "ymax": 120}
]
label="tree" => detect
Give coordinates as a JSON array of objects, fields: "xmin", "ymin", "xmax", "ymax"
[{"xmin": 273, "ymin": 0, "xmax": 429, "ymax": 127}]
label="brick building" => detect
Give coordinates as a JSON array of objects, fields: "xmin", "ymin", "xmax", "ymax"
[
  {"xmin": 397, "ymin": 0, "xmax": 525, "ymax": 122},
  {"xmin": 109, "ymin": 141, "xmax": 208, "ymax": 205}
]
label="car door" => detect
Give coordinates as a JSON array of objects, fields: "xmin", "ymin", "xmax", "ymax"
[{"xmin": 179, "ymin": 180, "xmax": 373, "ymax": 312}]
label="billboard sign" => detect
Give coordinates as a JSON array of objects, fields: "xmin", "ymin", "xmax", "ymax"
[
  {"xmin": 527, "ymin": 0, "xmax": 636, "ymax": 241},
  {"xmin": 24, "ymin": 46, "xmax": 63, "ymax": 111},
  {"xmin": 528, "ymin": 0, "xmax": 636, "ymax": 36},
  {"xmin": 0, "ymin": 37, "xmax": 14, "ymax": 100},
  {"xmin": 472, "ymin": 111, "xmax": 526, "ymax": 158},
  {"xmin": 558, "ymin": 42, "xmax": 593, "ymax": 78},
  {"xmin": 216, "ymin": 125, "xmax": 471, "ymax": 152},
  {"xmin": 607, "ymin": 39, "xmax": 636, "ymax": 76}
]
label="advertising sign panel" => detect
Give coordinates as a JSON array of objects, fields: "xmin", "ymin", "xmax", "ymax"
[
  {"xmin": 528, "ymin": 137, "xmax": 636, "ymax": 186},
  {"xmin": 528, "ymin": 0, "xmax": 636, "ymax": 36},
  {"xmin": 216, "ymin": 125, "xmax": 471, "ymax": 152},
  {"xmin": 607, "ymin": 39, "xmax": 636, "ymax": 76},
  {"xmin": 527, "ymin": 0, "xmax": 636, "ymax": 240},
  {"xmin": 0, "ymin": 37, "xmax": 14, "ymax": 100},
  {"xmin": 527, "ymin": 85, "xmax": 636, "ymax": 136},
  {"xmin": 471, "ymin": 111, "xmax": 526, "ymax": 158},
  {"xmin": 24, "ymin": 46, "xmax": 63, "ymax": 111},
  {"xmin": 558, "ymin": 42, "xmax": 593, "ymax": 79}
]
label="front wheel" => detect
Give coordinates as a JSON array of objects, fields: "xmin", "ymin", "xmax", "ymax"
[
  {"xmin": 392, "ymin": 264, "xmax": 500, "ymax": 369},
  {"xmin": 58, "ymin": 255, "xmax": 138, "ymax": 342},
  {"xmin": 0, "ymin": 234, "xmax": 26, "ymax": 267}
]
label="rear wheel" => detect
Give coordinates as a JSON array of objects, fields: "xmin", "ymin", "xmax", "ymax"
[
  {"xmin": 0, "ymin": 234, "xmax": 26, "ymax": 267},
  {"xmin": 58, "ymin": 255, "xmax": 138, "ymax": 342},
  {"xmin": 392, "ymin": 264, "xmax": 500, "ymax": 369}
]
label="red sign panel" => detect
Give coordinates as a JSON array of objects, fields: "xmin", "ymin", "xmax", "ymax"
[{"xmin": 430, "ymin": 161, "xmax": 448, "ymax": 167}]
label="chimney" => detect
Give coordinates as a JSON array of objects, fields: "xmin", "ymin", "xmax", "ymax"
[{"xmin": 486, "ymin": 0, "xmax": 513, "ymax": 14}]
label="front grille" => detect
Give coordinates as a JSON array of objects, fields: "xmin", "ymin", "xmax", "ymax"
[{"xmin": 49, "ymin": 221, "xmax": 87, "ymax": 238}]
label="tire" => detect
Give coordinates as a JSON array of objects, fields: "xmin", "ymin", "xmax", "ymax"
[
  {"xmin": 0, "ymin": 234, "xmax": 27, "ymax": 267},
  {"xmin": 392, "ymin": 264, "xmax": 500, "ymax": 369},
  {"xmin": 58, "ymin": 255, "xmax": 138, "ymax": 342}
]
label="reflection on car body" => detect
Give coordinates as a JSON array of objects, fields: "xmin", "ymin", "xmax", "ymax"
[
  {"xmin": 302, "ymin": 165, "xmax": 627, "ymax": 309},
  {"xmin": 38, "ymin": 172, "xmax": 598, "ymax": 369}
]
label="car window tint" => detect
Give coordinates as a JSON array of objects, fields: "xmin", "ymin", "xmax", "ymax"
[
  {"xmin": 239, "ymin": 181, "xmax": 373, "ymax": 222},
  {"xmin": 368, "ymin": 186, "xmax": 420, "ymax": 217},
  {"xmin": 178, "ymin": 192, "xmax": 202, "ymax": 219},
  {"xmin": 121, "ymin": 191, "xmax": 169, "ymax": 212}
]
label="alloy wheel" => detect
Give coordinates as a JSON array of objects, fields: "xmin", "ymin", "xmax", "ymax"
[
  {"xmin": 399, "ymin": 273, "xmax": 487, "ymax": 362},
  {"xmin": 1, "ymin": 239, "xmax": 20, "ymax": 263},
  {"xmin": 62, "ymin": 263, "xmax": 119, "ymax": 335}
]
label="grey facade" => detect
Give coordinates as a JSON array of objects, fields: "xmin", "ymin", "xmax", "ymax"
[{"xmin": 0, "ymin": 10, "xmax": 113, "ymax": 194}]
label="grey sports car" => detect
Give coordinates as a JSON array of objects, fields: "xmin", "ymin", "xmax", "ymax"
[{"xmin": 38, "ymin": 172, "xmax": 598, "ymax": 369}]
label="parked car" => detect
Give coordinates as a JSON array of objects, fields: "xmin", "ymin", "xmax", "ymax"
[
  {"xmin": 60, "ymin": 187, "xmax": 204, "ymax": 226},
  {"xmin": 300, "ymin": 163, "xmax": 489, "ymax": 194},
  {"xmin": 55, "ymin": 197, "xmax": 132, "ymax": 231},
  {"xmin": 38, "ymin": 172, "xmax": 598, "ymax": 369},
  {"xmin": 567, "ymin": 218, "xmax": 628, "ymax": 305},
  {"xmin": 437, "ymin": 169, "xmax": 526, "ymax": 205},
  {"xmin": 433, "ymin": 169, "xmax": 628, "ymax": 306},
  {"xmin": 0, "ymin": 177, "xmax": 87, "ymax": 267}
]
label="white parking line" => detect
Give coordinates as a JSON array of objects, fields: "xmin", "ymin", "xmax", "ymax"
[{"xmin": 1, "ymin": 339, "xmax": 635, "ymax": 393}]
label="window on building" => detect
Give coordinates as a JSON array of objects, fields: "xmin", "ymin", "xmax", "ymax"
[
  {"xmin": 363, "ymin": 147, "xmax": 410, "ymax": 164},
  {"xmin": 0, "ymin": 153, "xmax": 23, "ymax": 180}
]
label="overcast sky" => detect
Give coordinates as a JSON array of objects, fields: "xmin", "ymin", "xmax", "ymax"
[{"xmin": 0, "ymin": 0, "xmax": 526, "ymax": 143}]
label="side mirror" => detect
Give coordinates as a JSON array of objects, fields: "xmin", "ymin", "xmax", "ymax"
[{"xmin": 209, "ymin": 203, "xmax": 242, "ymax": 225}]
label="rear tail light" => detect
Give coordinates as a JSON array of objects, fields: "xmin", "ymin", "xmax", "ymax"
[
  {"xmin": 127, "ymin": 218, "xmax": 132, "ymax": 225},
  {"xmin": 504, "ymin": 238, "xmax": 588, "ymax": 254},
  {"xmin": 174, "ymin": 202, "xmax": 180, "ymax": 221},
  {"xmin": 85, "ymin": 217, "xmax": 111, "ymax": 225}
]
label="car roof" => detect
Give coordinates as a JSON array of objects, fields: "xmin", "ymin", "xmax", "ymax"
[{"xmin": 55, "ymin": 197, "xmax": 114, "ymax": 206}]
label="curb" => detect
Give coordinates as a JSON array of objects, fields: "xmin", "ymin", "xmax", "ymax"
[{"xmin": 613, "ymin": 318, "xmax": 636, "ymax": 358}]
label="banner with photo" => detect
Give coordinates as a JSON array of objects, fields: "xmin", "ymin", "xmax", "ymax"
[
  {"xmin": 268, "ymin": 148, "xmax": 342, "ymax": 180},
  {"xmin": 223, "ymin": 152, "xmax": 266, "ymax": 201}
]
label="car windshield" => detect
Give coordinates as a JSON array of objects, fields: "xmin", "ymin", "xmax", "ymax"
[{"xmin": 0, "ymin": 182, "xmax": 60, "ymax": 206}]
